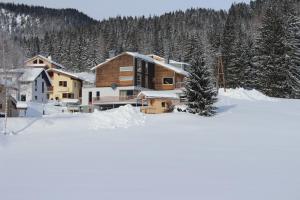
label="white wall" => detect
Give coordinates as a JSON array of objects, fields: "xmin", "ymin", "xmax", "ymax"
[
  {"xmin": 82, "ymin": 86, "xmax": 136, "ymax": 105},
  {"xmin": 20, "ymin": 74, "xmax": 48, "ymax": 104}
]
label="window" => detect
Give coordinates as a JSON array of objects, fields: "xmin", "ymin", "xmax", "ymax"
[
  {"xmin": 96, "ymin": 91, "xmax": 100, "ymax": 100},
  {"xmin": 0, "ymin": 104, "xmax": 2, "ymax": 109},
  {"xmin": 33, "ymin": 60, "xmax": 38, "ymax": 64},
  {"xmin": 48, "ymin": 72, "xmax": 54, "ymax": 77},
  {"xmin": 42, "ymin": 82, "xmax": 44, "ymax": 93},
  {"xmin": 119, "ymin": 76, "xmax": 134, "ymax": 81},
  {"xmin": 136, "ymin": 74, "xmax": 142, "ymax": 86},
  {"xmin": 59, "ymin": 81, "xmax": 67, "ymax": 87},
  {"xmin": 35, "ymin": 80, "xmax": 38, "ymax": 91},
  {"xmin": 39, "ymin": 60, "xmax": 44, "ymax": 64},
  {"xmin": 163, "ymin": 77, "xmax": 174, "ymax": 85},
  {"xmin": 120, "ymin": 66, "xmax": 134, "ymax": 72},
  {"xmin": 137, "ymin": 60, "xmax": 142, "ymax": 73},
  {"xmin": 21, "ymin": 95, "xmax": 26, "ymax": 102},
  {"xmin": 74, "ymin": 82, "xmax": 77, "ymax": 88},
  {"xmin": 162, "ymin": 102, "xmax": 166, "ymax": 108},
  {"xmin": 35, "ymin": 96, "xmax": 38, "ymax": 101},
  {"xmin": 62, "ymin": 93, "xmax": 68, "ymax": 98}
]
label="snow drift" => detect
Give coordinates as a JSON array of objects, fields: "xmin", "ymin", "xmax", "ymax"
[
  {"xmin": 218, "ymin": 88, "xmax": 277, "ymax": 102},
  {"xmin": 89, "ymin": 105, "xmax": 145, "ymax": 130}
]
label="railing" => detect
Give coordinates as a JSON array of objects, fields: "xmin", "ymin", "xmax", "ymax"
[{"xmin": 92, "ymin": 95, "xmax": 138, "ymax": 104}]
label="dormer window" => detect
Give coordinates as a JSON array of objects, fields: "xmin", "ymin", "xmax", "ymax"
[
  {"xmin": 33, "ymin": 60, "xmax": 38, "ymax": 64},
  {"xmin": 39, "ymin": 60, "xmax": 44, "ymax": 64}
]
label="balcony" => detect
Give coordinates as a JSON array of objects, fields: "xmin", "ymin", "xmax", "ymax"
[{"xmin": 91, "ymin": 95, "xmax": 138, "ymax": 105}]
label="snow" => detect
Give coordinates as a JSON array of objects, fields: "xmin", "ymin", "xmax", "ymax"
[
  {"xmin": 0, "ymin": 89, "xmax": 300, "ymax": 200},
  {"xmin": 47, "ymin": 68, "xmax": 83, "ymax": 81},
  {"xmin": 74, "ymin": 72, "xmax": 95, "ymax": 83},
  {"xmin": 60, "ymin": 99, "xmax": 80, "ymax": 104},
  {"xmin": 19, "ymin": 68, "xmax": 44, "ymax": 82},
  {"xmin": 218, "ymin": 88, "xmax": 277, "ymax": 102},
  {"xmin": 16, "ymin": 101, "xmax": 28, "ymax": 109},
  {"xmin": 90, "ymin": 105, "xmax": 145, "ymax": 130},
  {"xmin": 138, "ymin": 90, "xmax": 180, "ymax": 99}
]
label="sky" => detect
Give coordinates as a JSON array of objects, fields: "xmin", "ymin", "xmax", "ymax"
[{"xmin": 1, "ymin": 0, "xmax": 251, "ymax": 20}]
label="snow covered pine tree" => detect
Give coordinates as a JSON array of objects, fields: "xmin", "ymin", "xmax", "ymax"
[{"xmin": 185, "ymin": 55, "xmax": 218, "ymax": 116}]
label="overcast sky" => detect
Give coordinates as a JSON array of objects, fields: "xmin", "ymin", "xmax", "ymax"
[{"xmin": 1, "ymin": 0, "xmax": 251, "ymax": 20}]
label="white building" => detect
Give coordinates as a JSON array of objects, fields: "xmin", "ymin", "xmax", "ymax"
[
  {"xmin": 18, "ymin": 68, "xmax": 52, "ymax": 103},
  {"xmin": 0, "ymin": 68, "xmax": 52, "ymax": 104}
]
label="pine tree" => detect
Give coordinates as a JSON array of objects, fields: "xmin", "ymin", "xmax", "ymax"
[
  {"xmin": 185, "ymin": 53, "xmax": 218, "ymax": 117},
  {"xmin": 285, "ymin": 6, "xmax": 300, "ymax": 98},
  {"xmin": 255, "ymin": 4, "xmax": 289, "ymax": 97}
]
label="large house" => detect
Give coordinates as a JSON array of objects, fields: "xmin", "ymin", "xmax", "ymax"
[
  {"xmin": 25, "ymin": 55, "xmax": 83, "ymax": 102},
  {"xmin": 25, "ymin": 55, "xmax": 65, "ymax": 70},
  {"xmin": 82, "ymin": 52, "xmax": 189, "ymax": 107},
  {"xmin": 47, "ymin": 68, "xmax": 83, "ymax": 100}
]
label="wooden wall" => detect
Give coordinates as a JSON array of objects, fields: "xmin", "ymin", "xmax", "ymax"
[
  {"xmin": 95, "ymin": 54, "xmax": 134, "ymax": 87},
  {"xmin": 153, "ymin": 64, "xmax": 184, "ymax": 90}
]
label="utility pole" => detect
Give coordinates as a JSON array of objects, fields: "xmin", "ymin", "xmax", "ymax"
[
  {"xmin": 2, "ymin": 32, "xmax": 8, "ymax": 134},
  {"xmin": 216, "ymin": 54, "xmax": 226, "ymax": 92}
]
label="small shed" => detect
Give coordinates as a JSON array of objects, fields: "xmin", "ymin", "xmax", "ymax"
[{"xmin": 138, "ymin": 91, "xmax": 180, "ymax": 114}]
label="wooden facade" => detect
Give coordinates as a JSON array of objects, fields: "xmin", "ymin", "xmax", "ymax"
[
  {"xmin": 95, "ymin": 53, "xmax": 186, "ymax": 90},
  {"xmin": 96, "ymin": 54, "xmax": 134, "ymax": 87}
]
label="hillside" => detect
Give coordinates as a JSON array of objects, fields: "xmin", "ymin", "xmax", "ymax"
[
  {"xmin": 0, "ymin": 2, "xmax": 97, "ymax": 37},
  {"xmin": 1, "ymin": 89, "xmax": 300, "ymax": 200},
  {"xmin": 0, "ymin": 0, "xmax": 300, "ymax": 98}
]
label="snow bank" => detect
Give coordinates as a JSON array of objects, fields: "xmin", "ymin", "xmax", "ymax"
[
  {"xmin": 219, "ymin": 88, "xmax": 277, "ymax": 102},
  {"xmin": 89, "ymin": 105, "xmax": 145, "ymax": 130}
]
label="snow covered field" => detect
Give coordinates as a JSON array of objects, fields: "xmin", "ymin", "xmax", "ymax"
[{"xmin": 1, "ymin": 89, "xmax": 300, "ymax": 200}]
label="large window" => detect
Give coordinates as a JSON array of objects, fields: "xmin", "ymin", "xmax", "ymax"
[
  {"xmin": 120, "ymin": 66, "xmax": 134, "ymax": 72},
  {"xmin": 59, "ymin": 81, "xmax": 67, "ymax": 87},
  {"xmin": 119, "ymin": 76, "xmax": 134, "ymax": 81},
  {"xmin": 163, "ymin": 77, "xmax": 174, "ymax": 85}
]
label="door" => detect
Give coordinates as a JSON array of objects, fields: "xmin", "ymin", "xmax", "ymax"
[{"xmin": 88, "ymin": 92, "xmax": 92, "ymax": 104}]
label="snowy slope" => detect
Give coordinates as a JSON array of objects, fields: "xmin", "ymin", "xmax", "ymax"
[{"xmin": 0, "ymin": 89, "xmax": 300, "ymax": 200}]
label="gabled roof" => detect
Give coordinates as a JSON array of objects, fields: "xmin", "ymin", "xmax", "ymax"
[
  {"xmin": 91, "ymin": 52, "xmax": 189, "ymax": 76},
  {"xmin": 47, "ymin": 68, "xmax": 84, "ymax": 81},
  {"xmin": 19, "ymin": 68, "xmax": 52, "ymax": 86},
  {"xmin": 25, "ymin": 55, "xmax": 65, "ymax": 69}
]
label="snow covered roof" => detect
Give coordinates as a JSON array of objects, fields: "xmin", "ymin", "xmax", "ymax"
[
  {"xmin": 61, "ymin": 99, "xmax": 80, "ymax": 104},
  {"xmin": 74, "ymin": 72, "xmax": 95, "ymax": 83},
  {"xmin": 91, "ymin": 52, "xmax": 189, "ymax": 76},
  {"xmin": 16, "ymin": 101, "xmax": 28, "ymax": 109},
  {"xmin": 25, "ymin": 55, "xmax": 65, "ymax": 69},
  {"xmin": 19, "ymin": 68, "xmax": 52, "ymax": 85},
  {"xmin": 47, "ymin": 68, "xmax": 84, "ymax": 81},
  {"xmin": 138, "ymin": 90, "xmax": 180, "ymax": 99}
]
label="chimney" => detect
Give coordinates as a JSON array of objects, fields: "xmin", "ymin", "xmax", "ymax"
[
  {"xmin": 109, "ymin": 50, "xmax": 116, "ymax": 58},
  {"xmin": 48, "ymin": 55, "xmax": 52, "ymax": 61}
]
